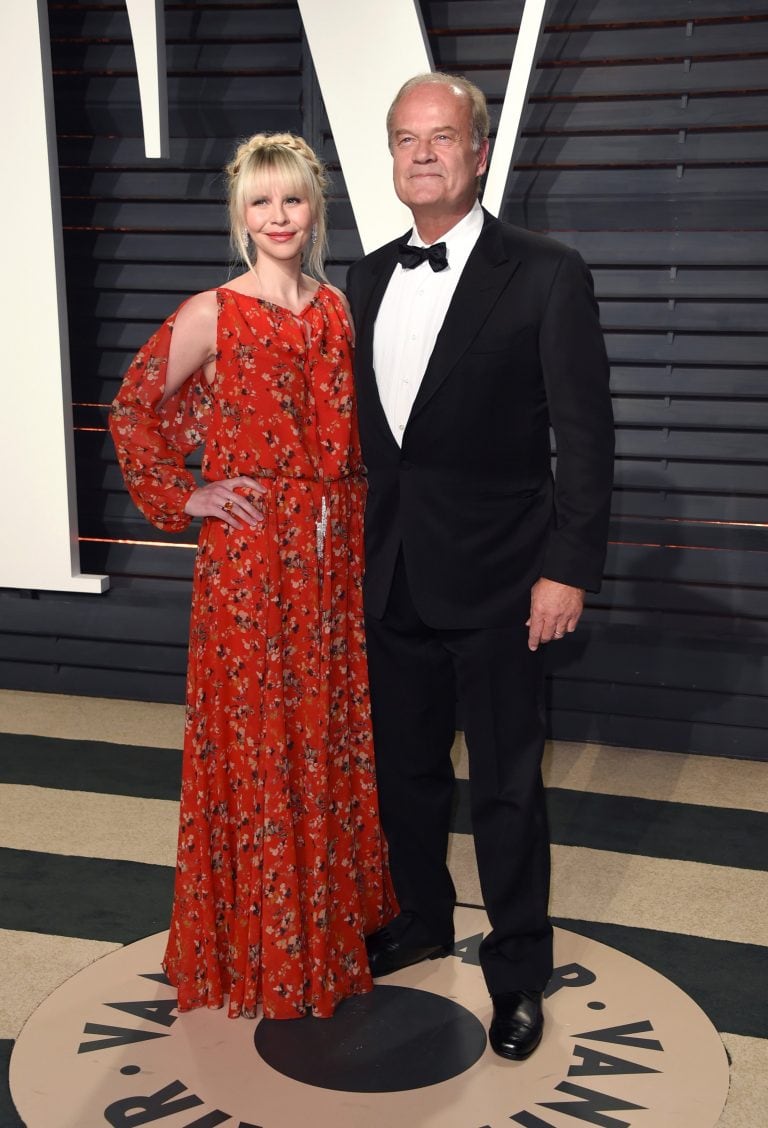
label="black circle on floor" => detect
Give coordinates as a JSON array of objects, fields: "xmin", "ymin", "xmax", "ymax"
[{"xmin": 253, "ymin": 984, "xmax": 487, "ymax": 1093}]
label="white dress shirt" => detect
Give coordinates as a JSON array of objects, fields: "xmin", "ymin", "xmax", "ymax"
[{"xmin": 373, "ymin": 200, "xmax": 484, "ymax": 444}]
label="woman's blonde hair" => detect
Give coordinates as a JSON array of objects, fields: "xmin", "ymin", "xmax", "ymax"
[{"xmin": 225, "ymin": 132, "xmax": 329, "ymax": 279}]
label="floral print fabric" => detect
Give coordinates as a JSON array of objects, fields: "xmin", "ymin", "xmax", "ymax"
[{"xmin": 111, "ymin": 286, "xmax": 397, "ymax": 1018}]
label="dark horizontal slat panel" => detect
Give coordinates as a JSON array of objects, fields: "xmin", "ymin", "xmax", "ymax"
[
  {"xmin": 613, "ymin": 457, "xmax": 768, "ymax": 494},
  {"xmin": 605, "ymin": 541, "xmax": 768, "ymax": 585},
  {"xmin": 593, "ymin": 579, "xmax": 768, "ymax": 625},
  {"xmin": 58, "ymin": 136, "xmax": 239, "ymax": 166},
  {"xmin": 54, "ymin": 42, "xmax": 300, "ymax": 74},
  {"xmin": 521, "ymin": 93, "xmax": 768, "ymax": 132},
  {"xmin": 543, "ymin": 624, "xmax": 768, "ymax": 695},
  {"xmin": 618, "ymin": 426, "xmax": 766, "ymax": 462},
  {"xmin": 583, "ymin": 605, "xmax": 767, "ymax": 640},
  {"xmin": 0, "ymin": 634, "xmax": 187, "ymax": 677},
  {"xmin": 606, "ymin": 332, "xmax": 767, "ymax": 366},
  {"xmin": 0, "ymin": 658, "xmax": 185, "ymax": 704},
  {"xmin": 61, "ymin": 199, "xmax": 225, "ymax": 230},
  {"xmin": 59, "ymin": 169, "xmax": 224, "ymax": 199},
  {"xmin": 507, "ymin": 167, "xmax": 768, "ymax": 197},
  {"xmin": 53, "ymin": 74, "xmax": 303, "ymax": 105},
  {"xmin": 507, "ymin": 194, "xmax": 767, "ymax": 232},
  {"xmin": 427, "ymin": 1, "xmax": 768, "ymax": 30},
  {"xmin": 70, "ymin": 290, "xmax": 194, "ymax": 321},
  {"xmin": 584, "ymin": 23, "xmax": 768, "ymax": 58},
  {"xmin": 84, "ymin": 263, "xmax": 227, "ymax": 292},
  {"xmin": 51, "ymin": 6, "xmax": 300, "ymax": 42},
  {"xmin": 54, "ymin": 103, "xmax": 303, "ymax": 137},
  {"xmin": 0, "ymin": 588, "xmax": 191, "ymax": 643},
  {"xmin": 601, "ymin": 301, "xmax": 768, "ymax": 332},
  {"xmin": 609, "ymin": 366, "xmax": 768, "ymax": 397},
  {"xmin": 78, "ymin": 490, "xmax": 166, "ymax": 522},
  {"xmin": 550, "ymin": 676, "xmax": 768, "ymax": 729},
  {"xmin": 77, "ymin": 513, "xmax": 202, "ymax": 545},
  {"xmin": 595, "ymin": 270, "xmax": 768, "ymax": 300},
  {"xmin": 609, "ymin": 516, "xmax": 767, "ymax": 552},
  {"xmin": 612, "ymin": 396, "xmax": 768, "ymax": 430},
  {"xmin": 611, "ymin": 489, "xmax": 768, "ymax": 524},
  {"xmin": 63, "ymin": 231, "xmax": 231, "ymax": 264},
  {"xmin": 498, "ymin": 57, "xmax": 768, "ymax": 98},
  {"xmin": 557, "ymin": 231, "xmax": 768, "ymax": 265},
  {"xmin": 516, "ymin": 131, "xmax": 768, "ymax": 165},
  {"xmin": 439, "ymin": 25, "xmax": 768, "ymax": 68},
  {"xmin": 79, "ymin": 539, "xmax": 196, "ymax": 580}
]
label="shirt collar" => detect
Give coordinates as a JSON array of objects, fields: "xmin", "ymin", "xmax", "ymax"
[{"xmin": 409, "ymin": 199, "xmax": 484, "ymax": 254}]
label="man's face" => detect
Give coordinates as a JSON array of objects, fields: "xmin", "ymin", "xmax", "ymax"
[{"xmin": 389, "ymin": 83, "xmax": 489, "ymax": 221}]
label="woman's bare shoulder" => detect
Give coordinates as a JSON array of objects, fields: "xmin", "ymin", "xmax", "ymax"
[{"xmin": 173, "ymin": 289, "xmax": 218, "ymax": 331}]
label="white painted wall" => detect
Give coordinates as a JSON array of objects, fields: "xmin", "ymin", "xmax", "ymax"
[
  {"xmin": 0, "ymin": 1, "xmax": 107, "ymax": 592},
  {"xmin": 297, "ymin": 0, "xmax": 433, "ymax": 252}
]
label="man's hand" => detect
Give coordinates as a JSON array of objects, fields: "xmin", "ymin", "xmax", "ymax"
[{"xmin": 526, "ymin": 578, "xmax": 585, "ymax": 652}]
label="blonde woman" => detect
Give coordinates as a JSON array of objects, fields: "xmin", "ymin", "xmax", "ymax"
[{"xmin": 110, "ymin": 133, "xmax": 397, "ymax": 1020}]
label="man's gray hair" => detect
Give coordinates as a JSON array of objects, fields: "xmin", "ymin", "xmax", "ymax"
[{"xmin": 386, "ymin": 72, "xmax": 491, "ymax": 152}]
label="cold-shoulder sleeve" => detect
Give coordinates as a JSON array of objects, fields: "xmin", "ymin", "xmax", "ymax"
[{"xmin": 109, "ymin": 309, "xmax": 214, "ymax": 532}]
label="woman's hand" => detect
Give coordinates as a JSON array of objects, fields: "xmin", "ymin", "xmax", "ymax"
[{"xmin": 184, "ymin": 476, "xmax": 267, "ymax": 529}]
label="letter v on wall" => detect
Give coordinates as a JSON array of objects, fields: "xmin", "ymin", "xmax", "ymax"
[{"xmin": 298, "ymin": 0, "xmax": 549, "ymax": 251}]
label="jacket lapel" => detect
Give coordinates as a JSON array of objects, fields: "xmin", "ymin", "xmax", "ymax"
[
  {"xmin": 355, "ymin": 237, "xmax": 404, "ymax": 448},
  {"xmin": 407, "ymin": 214, "xmax": 521, "ymax": 426}
]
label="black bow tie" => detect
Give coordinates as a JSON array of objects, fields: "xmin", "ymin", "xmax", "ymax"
[{"xmin": 397, "ymin": 240, "xmax": 448, "ymax": 272}]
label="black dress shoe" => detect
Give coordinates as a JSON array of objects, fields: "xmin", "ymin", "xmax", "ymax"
[
  {"xmin": 489, "ymin": 990, "xmax": 544, "ymax": 1060},
  {"xmin": 366, "ymin": 923, "xmax": 453, "ymax": 978}
]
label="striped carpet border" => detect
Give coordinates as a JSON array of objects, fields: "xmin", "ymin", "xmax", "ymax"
[
  {"xmin": 3, "ymin": 731, "xmax": 766, "ymax": 870},
  {"xmin": 1, "ymin": 716, "xmax": 767, "ymax": 1128}
]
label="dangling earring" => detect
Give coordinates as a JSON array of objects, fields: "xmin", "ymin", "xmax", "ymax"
[
  {"xmin": 311, "ymin": 224, "xmax": 318, "ymax": 244},
  {"xmin": 242, "ymin": 227, "xmax": 249, "ymax": 245}
]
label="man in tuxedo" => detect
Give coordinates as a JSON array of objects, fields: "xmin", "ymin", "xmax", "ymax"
[{"xmin": 346, "ymin": 72, "xmax": 614, "ymax": 1060}]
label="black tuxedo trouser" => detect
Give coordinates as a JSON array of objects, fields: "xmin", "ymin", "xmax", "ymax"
[{"xmin": 365, "ymin": 551, "xmax": 553, "ymax": 995}]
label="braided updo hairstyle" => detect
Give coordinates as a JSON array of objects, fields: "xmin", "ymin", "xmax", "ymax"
[{"xmin": 225, "ymin": 132, "xmax": 329, "ymax": 280}]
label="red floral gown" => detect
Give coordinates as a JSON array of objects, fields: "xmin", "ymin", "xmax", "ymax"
[{"xmin": 110, "ymin": 285, "xmax": 397, "ymax": 1019}]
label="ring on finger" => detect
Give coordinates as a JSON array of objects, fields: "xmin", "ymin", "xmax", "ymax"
[{"xmin": 222, "ymin": 498, "xmax": 234, "ymax": 513}]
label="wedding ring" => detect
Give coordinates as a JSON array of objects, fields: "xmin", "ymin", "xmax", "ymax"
[{"xmin": 222, "ymin": 498, "xmax": 234, "ymax": 513}]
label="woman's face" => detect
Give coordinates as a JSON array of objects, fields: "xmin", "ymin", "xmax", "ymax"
[{"xmin": 243, "ymin": 174, "xmax": 314, "ymax": 266}]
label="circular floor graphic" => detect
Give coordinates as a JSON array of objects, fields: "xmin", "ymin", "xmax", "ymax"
[{"xmin": 10, "ymin": 906, "xmax": 729, "ymax": 1128}]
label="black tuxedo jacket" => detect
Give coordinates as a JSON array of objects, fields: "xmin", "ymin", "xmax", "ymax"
[{"xmin": 346, "ymin": 210, "xmax": 614, "ymax": 628}]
